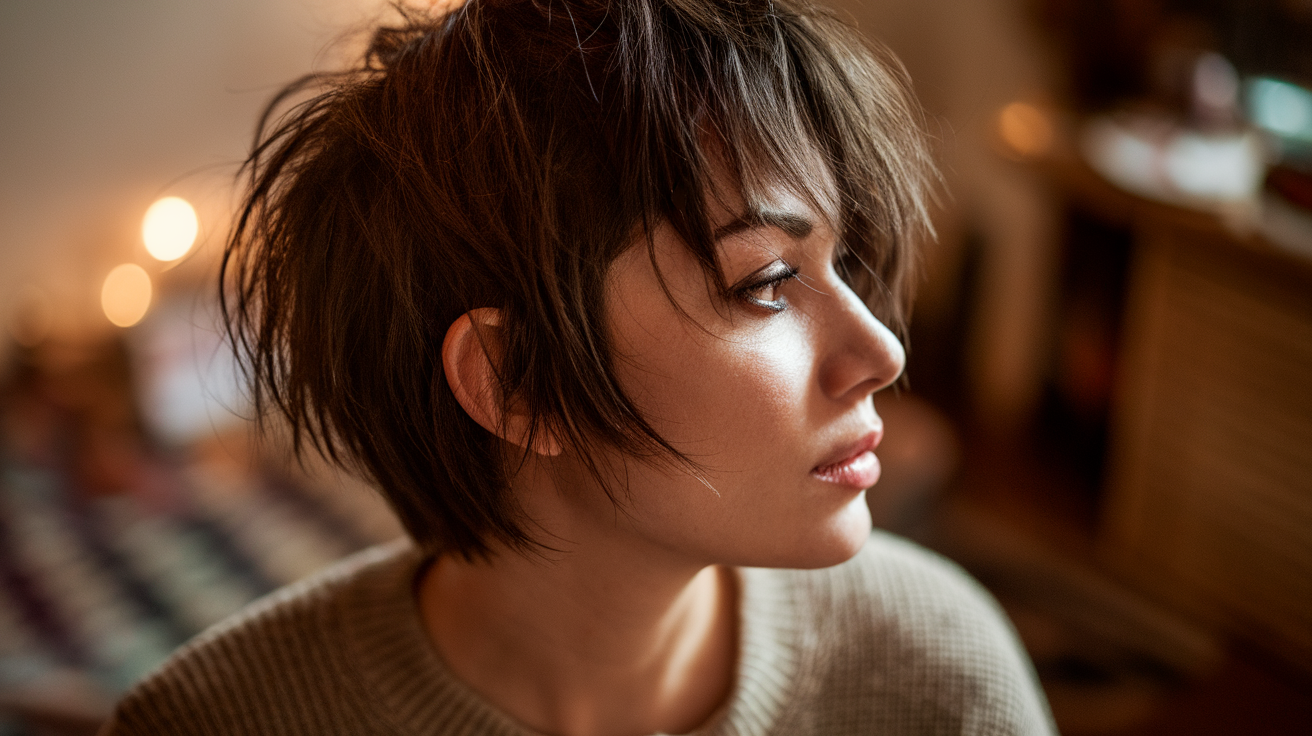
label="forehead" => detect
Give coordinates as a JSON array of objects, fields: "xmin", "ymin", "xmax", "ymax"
[{"xmin": 694, "ymin": 143, "xmax": 841, "ymax": 256}]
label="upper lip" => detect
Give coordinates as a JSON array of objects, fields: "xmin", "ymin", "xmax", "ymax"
[{"xmin": 813, "ymin": 429, "xmax": 882, "ymax": 471}]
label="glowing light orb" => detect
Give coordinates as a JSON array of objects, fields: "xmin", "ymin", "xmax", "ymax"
[
  {"xmin": 142, "ymin": 196, "xmax": 198, "ymax": 262},
  {"xmin": 102, "ymin": 263, "xmax": 152, "ymax": 327},
  {"xmin": 997, "ymin": 102, "xmax": 1054, "ymax": 158}
]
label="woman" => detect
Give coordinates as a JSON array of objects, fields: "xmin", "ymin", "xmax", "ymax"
[{"xmin": 104, "ymin": 0, "xmax": 1053, "ymax": 733}]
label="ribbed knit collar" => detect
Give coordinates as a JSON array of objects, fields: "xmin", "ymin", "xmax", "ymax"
[{"xmin": 338, "ymin": 544, "xmax": 804, "ymax": 736}]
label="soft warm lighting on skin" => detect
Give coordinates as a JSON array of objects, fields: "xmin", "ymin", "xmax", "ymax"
[
  {"xmin": 997, "ymin": 102, "xmax": 1055, "ymax": 158},
  {"xmin": 142, "ymin": 196, "xmax": 199, "ymax": 262},
  {"xmin": 101, "ymin": 264, "xmax": 152, "ymax": 327}
]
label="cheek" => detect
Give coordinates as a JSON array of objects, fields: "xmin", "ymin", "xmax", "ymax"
[
  {"xmin": 630, "ymin": 323, "xmax": 816, "ymax": 462},
  {"xmin": 603, "ymin": 263, "xmax": 872, "ymax": 567}
]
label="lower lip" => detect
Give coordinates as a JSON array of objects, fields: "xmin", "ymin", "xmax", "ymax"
[{"xmin": 811, "ymin": 451, "xmax": 881, "ymax": 489}]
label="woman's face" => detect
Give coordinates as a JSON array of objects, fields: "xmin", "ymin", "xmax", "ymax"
[{"xmin": 549, "ymin": 172, "xmax": 905, "ymax": 571}]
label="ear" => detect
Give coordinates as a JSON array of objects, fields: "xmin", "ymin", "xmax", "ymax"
[{"xmin": 441, "ymin": 308, "xmax": 562, "ymax": 456}]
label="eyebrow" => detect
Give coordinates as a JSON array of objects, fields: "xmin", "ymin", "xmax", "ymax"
[{"xmin": 712, "ymin": 208, "xmax": 814, "ymax": 242}]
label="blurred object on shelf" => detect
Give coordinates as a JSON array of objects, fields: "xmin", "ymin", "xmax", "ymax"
[
  {"xmin": 1188, "ymin": 52, "xmax": 1240, "ymax": 129},
  {"xmin": 1074, "ymin": 83, "xmax": 1312, "ymax": 263},
  {"xmin": 1245, "ymin": 76, "xmax": 1312, "ymax": 163},
  {"xmin": 1080, "ymin": 112, "xmax": 1264, "ymax": 208}
]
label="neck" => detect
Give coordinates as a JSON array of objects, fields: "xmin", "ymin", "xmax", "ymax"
[{"xmin": 417, "ymin": 468, "xmax": 738, "ymax": 736}]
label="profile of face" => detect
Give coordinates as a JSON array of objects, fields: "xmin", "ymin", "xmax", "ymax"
[{"xmin": 528, "ymin": 166, "xmax": 906, "ymax": 572}]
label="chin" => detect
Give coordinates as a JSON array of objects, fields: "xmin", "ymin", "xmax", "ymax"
[
  {"xmin": 756, "ymin": 492, "xmax": 874, "ymax": 570},
  {"xmin": 810, "ymin": 498, "xmax": 875, "ymax": 568}
]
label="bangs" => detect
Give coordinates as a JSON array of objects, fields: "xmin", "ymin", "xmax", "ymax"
[{"xmin": 616, "ymin": 0, "xmax": 936, "ymax": 335}]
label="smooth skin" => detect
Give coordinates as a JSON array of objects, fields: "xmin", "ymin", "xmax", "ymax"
[{"xmin": 423, "ymin": 169, "xmax": 906, "ymax": 736}]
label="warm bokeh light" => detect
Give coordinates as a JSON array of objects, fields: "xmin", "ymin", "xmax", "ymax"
[
  {"xmin": 142, "ymin": 196, "xmax": 199, "ymax": 262},
  {"xmin": 997, "ymin": 102, "xmax": 1055, "ymax": 158},
  {"xmin": 101, "ymin": 263, "xmax": 153, "ymax": 327}
]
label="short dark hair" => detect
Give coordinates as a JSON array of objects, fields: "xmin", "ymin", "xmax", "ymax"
[{"xmin": 221, "ymin": 0, "xmax": 935, "ymax": 558}]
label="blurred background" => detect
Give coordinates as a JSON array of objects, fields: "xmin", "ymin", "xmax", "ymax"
[{"xmin": 0, "ymin": 0, "xmax": 1309, "ymax": 734}]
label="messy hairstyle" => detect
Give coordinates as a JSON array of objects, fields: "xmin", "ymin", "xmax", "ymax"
[{"xmin": 221, "ymin": 0, "xmax": 935, "ymax": 558}]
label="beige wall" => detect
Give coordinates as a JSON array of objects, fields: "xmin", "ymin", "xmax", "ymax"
[{"xmin": 0, "ymin": 0, "xmax": 385, "ymax": 357}]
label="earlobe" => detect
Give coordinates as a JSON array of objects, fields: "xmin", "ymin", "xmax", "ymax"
[{"xmin": 441, "ymin": 309, "xmax": 562, "ymax": 456}]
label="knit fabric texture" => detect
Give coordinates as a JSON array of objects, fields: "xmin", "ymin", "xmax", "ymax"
[{"xmin": 101, "ymin": 531, "xmax": 1055, "ymax": 735}]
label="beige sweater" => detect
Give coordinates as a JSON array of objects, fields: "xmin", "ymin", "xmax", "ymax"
[{"xmin": 101, "ymin": 532, "xmax": 1054, "ymax": 735}]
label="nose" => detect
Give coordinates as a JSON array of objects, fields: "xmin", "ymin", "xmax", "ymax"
[{"xmin": 817, "ymin": 281, "xmax": 906, "ymax": 403}]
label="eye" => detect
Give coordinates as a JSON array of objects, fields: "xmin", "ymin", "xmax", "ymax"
[{"xmin": 733, "ymin": 260, "xmax": 800, "ymax": 313}]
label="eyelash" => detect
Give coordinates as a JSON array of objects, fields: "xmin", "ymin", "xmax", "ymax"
[{"xmin": 735, "ymin": 262, "xmax": 800, "ymax": 313}]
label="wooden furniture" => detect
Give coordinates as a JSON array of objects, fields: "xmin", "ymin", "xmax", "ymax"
[
  {"xmin": 1104, "ymin": 206, "xmax": 1312, "ymax": 671},
  {"xmin": 1047, "ymin": 153, "xmax": 1312, "ymax": 671}
]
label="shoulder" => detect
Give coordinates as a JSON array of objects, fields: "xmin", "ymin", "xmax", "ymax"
[
  {"xmin": 768, "ymin": 532, "xmax": 1055, "ymax": 735},
  {"xmin": 101, "ymin": 540, "xmax": 421, "ymax": 736}
]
